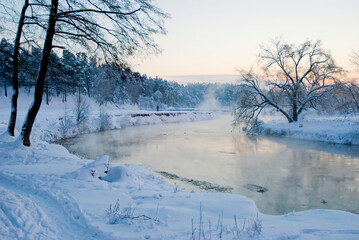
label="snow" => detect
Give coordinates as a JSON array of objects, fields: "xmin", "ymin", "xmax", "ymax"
[
  {"xmin": 0, "ymin": 92, "xmax": 215, "ymax": 143},
  {"xmin": 0, "ymin": 93, "xmax": 359, "ymax": 239},
  {"xmin": 258, "ymin": 113, "xmax": 359, "ymax": 145}
]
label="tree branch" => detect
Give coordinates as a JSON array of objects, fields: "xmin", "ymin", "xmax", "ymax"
[{"xmin": 57, "ymin": 7, "xmax": 141, "ymax": 18}]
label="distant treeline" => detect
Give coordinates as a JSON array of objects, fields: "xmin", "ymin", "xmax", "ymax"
[{"xmin": 0, "ymin": 38, "xmax": 238, "ymax": 109}]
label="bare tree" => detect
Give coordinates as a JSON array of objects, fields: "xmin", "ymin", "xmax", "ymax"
[
  {"xmin": 20, "ymin": 0, "xmax": 57, "ymax": 146},
  {"xmin": 347, "ymin": 50, "xmax": 359, "ymax": 110},
  {"xmin": 234, "ymin": 40, "xmax": 342, "ymax": 130},
  {"xmin": 351, "ymin": 50, "xmax": 359, "ymax": 70},
  {"xmin": 312, "ymin": 50, "xmax": 359, "ymax": 113},
  {"xmin": 332, "ymin": 80, "xmax": 359, "ymax": 112},
  {"xmin": 20, "ymin": 0, "xmax": 168, "ymax": 146},
  {"xmin": 7, "ymin": 0, "xmax": 30, "ymax": 136},
  {"xmin": 1, "ymin": 0, "xmax": 51, "ymax": 137}
]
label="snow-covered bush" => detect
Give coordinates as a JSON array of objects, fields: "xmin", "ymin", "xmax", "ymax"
[
  {"xmin": 98, "ymin": 108, "xmax": 112, "ymax": 131},
  {"xmin": 245, "ymin": 214, "xmax": 262, "ymax": 238},
  {"xmin": 106, "ymin": 200, "xmax": 154, "ymax": 225},
  {"xmin": 71, "ymin": 95, "xmax": 91, "ymax": 134},
  {"xmin": 190, "ymin": 204, "xmax": 262, "ymax": 240},
  {"xmin": 59, "ymin": 115, "xmax": 74, "ymax": 138},
  {"xmin": 74, "ymin": 95, "xmax": 90, "ymax": 127}
]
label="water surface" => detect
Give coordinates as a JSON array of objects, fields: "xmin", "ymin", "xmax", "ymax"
[{"xmin": 61, "ymin": 114, "xmax": 359, "ymax": 215}]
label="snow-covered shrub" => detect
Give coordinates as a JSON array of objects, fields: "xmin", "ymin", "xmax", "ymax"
[
  {"xmin": 190, "ymin": 205, "xmax": 262, "ymax": 240},
  {"xmin": 247, "ymin": 119, "xmax": 263, "ymax": 134},
  {"xmin": 106, "ymin": 199, "xmax": 122, "ymax": 224},
  {"xmin": 106, "ymin": 200, "xmax": 153, "ymax": 225},
  {"xmin": 74, "ymin": 94, "xmax": 90, "ymax": 127},
  {"xmin": 59, "ymin": 115, "xmax": 74, "ymax": 138},
  {"xmin": 99, "ymin": 108, "xmax": 112, "ymax": 131},
  {"xmin": 245, "ymin": 214, "xmax": 262, "ymax": 238}
]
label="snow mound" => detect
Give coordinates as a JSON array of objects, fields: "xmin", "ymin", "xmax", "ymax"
[
  {"xmin": 101, "ymin": 165, "xmax": 125, "ymax": 182},
  {"xmin": 66, "ymin": 155, "xmax": 109, "ymax": 180}
]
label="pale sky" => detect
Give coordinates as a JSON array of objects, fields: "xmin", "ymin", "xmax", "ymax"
[{"xmin": 131, "ymin": 0, "xmax": 359, "ymax": 84}]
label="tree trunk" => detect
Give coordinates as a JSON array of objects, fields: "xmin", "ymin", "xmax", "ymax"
[
  {"xmin": 4, "ymin": 80, "xmax": 7, "ymax": 97},
  {"xmin": 292, "ymin": 107, "xmax": 298, "ymax": 122},
  {"xmin": 20, "ymin": 0, "xmax": 58, "ymax": 146},
  {"xmin": 8, "ymin": 0, "xmax": 29, "ymax": 136},
  {"xmin": 64, "ymin": 84, "xmax": 67, "ymax": 102},
  {"xmin": 46, "ymin": 83, "xmax": 49, "ymax": 105},
  {"xmin": 278, "ymin": 108, "xmax": 293, "ymax": 123},
  {"xmin": 86, "ymin": 80, "xmax": 91, "ymax": 98},
  {"xmin": 292, "ymin": 93, "xmax": 298, "ymax": 122}
]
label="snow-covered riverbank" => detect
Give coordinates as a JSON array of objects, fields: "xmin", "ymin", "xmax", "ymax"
[
  {"xmin": 0, "ymin": 93, "xmax": 215, "ymax": 143},
  {"xmin": 1, "ymin": 94, "xmax": 359, "ymax": 239},
  {"xmin": 257, "ymin": 112, "xmax": 359, "ymax": 145}
]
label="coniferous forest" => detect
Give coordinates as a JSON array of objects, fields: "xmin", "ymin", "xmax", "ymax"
[{"xmin": 0, "ymin": 38, "xmax": 238, "ymax": 109}]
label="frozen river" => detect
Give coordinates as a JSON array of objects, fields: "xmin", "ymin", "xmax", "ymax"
[{"xmin": 60, "ymin": 114, "xmax": 359, "ymax": 215}]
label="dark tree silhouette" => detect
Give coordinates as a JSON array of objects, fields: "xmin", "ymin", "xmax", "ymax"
[
  {"xmin": 21, "ymin": 0, "xmax": 58, "ymax": 146},
  {"xmin": 7, "ymin": 0, "xmax": 30, "ymax": 136}
]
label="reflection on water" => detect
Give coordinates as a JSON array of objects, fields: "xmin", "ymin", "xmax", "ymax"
[{"xmin": 60, "ymin": 114, "xmax": 359, "ymax": 215}]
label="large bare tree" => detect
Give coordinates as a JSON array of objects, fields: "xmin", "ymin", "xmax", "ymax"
[
  {"xmin": 235, "ymin": 40, "xmax": 342, "ymax": 130},
  {"xmin": 19, "ymin": 0, "xmax": 167, "ymax": 146}
]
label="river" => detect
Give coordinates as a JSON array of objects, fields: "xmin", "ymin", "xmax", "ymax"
[{"xmin": 60, "ymin": 113, "xmax": 359, "ymax": 215}]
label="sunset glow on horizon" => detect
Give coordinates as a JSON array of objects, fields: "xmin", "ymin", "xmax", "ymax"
[{"xmin": 131, "ymin": 0, "xmax": 359, "ymax": 83}]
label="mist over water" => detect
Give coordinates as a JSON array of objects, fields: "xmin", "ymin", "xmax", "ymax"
[
  {"xmin": 61, "ymin": 114, "xmax": 359, "ymax": 215},
  {"xmin": 196, "ymin": 89, "xmax": 222, "ymax": 110},
  {"xmin": 163, "ymin": 74, "xmax": 238, "ymax": 84}
]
